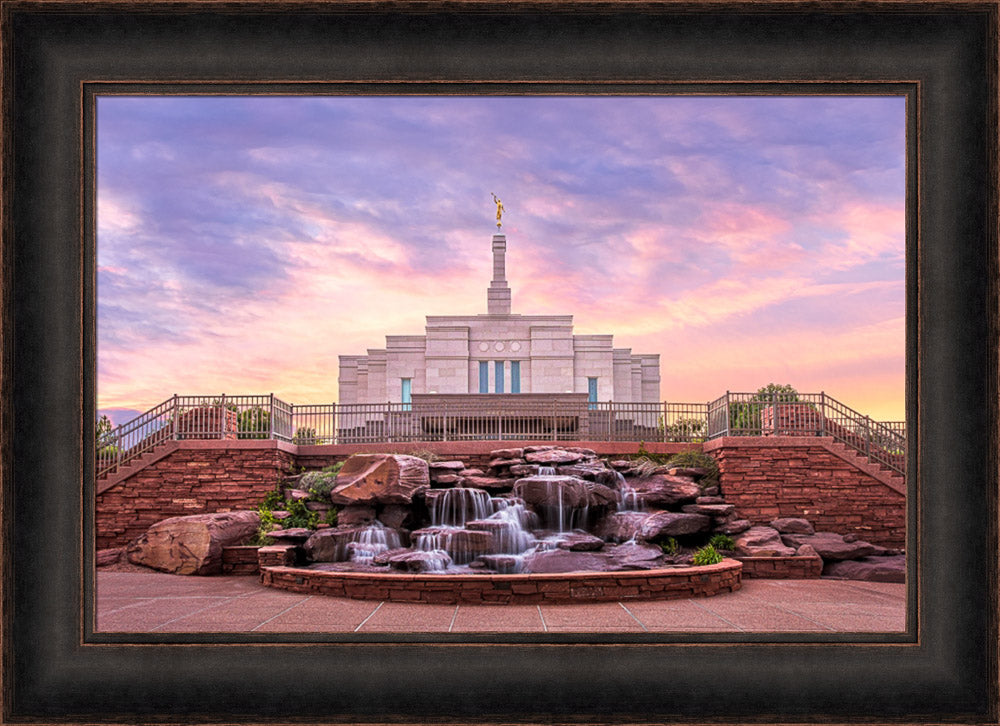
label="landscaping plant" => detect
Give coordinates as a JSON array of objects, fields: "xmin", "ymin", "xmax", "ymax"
[
  {"xmin": 692, "ymin": 544, "xmax": 724, "ymax": 566},
  {"xmin": 659, "ymin": 537, "xmax": 679, "ymax": 555},
  {"xmin": 248, "ymin": 507, "xmax": 277, "ymax": 546},
  {"xmin": 281, "ymin": 499, "xmax": 320, "ymax": 530},
  {"xmin": 237, "ymin": 405, "xmax": 271, "ymax": 439},
  {"xmin": 300, "ymin": 464, "xmax": 343, "ymax": 501},
  {"xmin": 708, "ymin": 534, "xmax": 735, "ymax": 551}
]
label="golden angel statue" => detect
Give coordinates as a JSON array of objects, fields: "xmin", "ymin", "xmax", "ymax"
[{"xmin": 491, "ymin": 193, "xmax": 505, "ymax": 229}]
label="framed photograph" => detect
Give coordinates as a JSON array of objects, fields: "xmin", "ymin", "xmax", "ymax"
[{"xmin": 2, "ymin": 2, "xmax": 997, "ymax": 723}]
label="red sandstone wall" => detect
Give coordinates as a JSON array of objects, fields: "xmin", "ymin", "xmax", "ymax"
[
  {"xmin": 707, "ymin": 439, "xmax": 905, "ymax": 548},
  {"xmin": 259, "ymin": 560, "xmax": 743, "ymax": 604},
  {"xmin": 97, "ymin": 437, "xmax": 905, "ymax": 551},
  {"xmin": 96, "ymin": 445, "xmax": 294, "ymax": 549}
]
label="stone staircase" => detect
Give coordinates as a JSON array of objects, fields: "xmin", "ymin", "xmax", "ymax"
[
  {"xmin": 96, "ymin": 440, "xmax": 179, "ymax": 495},
  {"xmin": 825, "ymin": 439, "xmax": 905, "ymax": 494}
]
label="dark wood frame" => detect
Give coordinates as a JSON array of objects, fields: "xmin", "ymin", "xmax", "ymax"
[{"xmin": 2, "ymin": 2, "xmax": 997, "ymax": 723}]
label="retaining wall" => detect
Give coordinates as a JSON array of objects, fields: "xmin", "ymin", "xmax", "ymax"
[
  {"xmin": 259, "ymin": 560, "xmax": 743, "ymax": 604},
  {"xmin": 96, "ymin": 441, "xmax": 295, "ymax": 550},
  {"xmin": 705, "ymin": 437, "xmax": 906, "ymax": 548},
  {"xmin": 97, "ymin": 437, "xmax": 905, "ymax": 550},
  {"xmin": 736, "ymin": 555, "xmax": 823, "ymax": 579}
]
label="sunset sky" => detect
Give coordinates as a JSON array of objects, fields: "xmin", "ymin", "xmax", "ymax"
[{"xmin": 97, "ymin": 95, "xmax": 906, "ymax": 425}]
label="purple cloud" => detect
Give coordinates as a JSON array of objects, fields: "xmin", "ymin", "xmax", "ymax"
[{"xmin": 98, "ymin": 95, "xmax": 906, "ymax": 419}]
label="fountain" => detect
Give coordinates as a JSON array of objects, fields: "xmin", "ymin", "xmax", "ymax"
[
  {"xmin": 259, "ymin": 446, "xmax": 744, "ymax": 603},
  {"xmin": 334, "ymin": 521, "xmax": 402, "ymax": 564}
]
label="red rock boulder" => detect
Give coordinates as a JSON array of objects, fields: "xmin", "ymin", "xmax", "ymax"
[
  {"xmin": 127, "ymin": 511, "xmax": 261, "ymax": 575},
  {"xmin": 628, "ymin": 474, "xmax": 701, "ymax": 507},
  {"xmin": 780, "ymin": 531, "xmax": 880, "ymax": 561},
  {"xmin": 639, "ymin": 511, "xmax": 711, "ymax": 540},
  {"xmin": 734, "ymin": 526, "xmax": 796, "ymax": 557},
  {"xmin": 329, "ymin": 454, "xmax": 430, "ymax": 505}
]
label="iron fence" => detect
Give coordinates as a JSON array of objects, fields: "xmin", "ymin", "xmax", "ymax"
[
  {"xmin": 703, "ymin": 391, "xmax": 907, "ymax": 475},
  {"xmin": 97, "ymin": 391, "xmax": 907, "ymax": 478}
]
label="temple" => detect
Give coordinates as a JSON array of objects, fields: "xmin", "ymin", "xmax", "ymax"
[{"xmin": 338, "ymin": 232, "xmax": 661, "ymax": 406}]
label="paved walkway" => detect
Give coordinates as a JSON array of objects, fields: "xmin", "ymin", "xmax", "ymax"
[{"xmin": 97, "ymin": 572, "xmax": 906, "ymax": 633}]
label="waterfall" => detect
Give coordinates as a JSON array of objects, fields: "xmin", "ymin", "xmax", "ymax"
[
  {"xmin": 485, "ymin": 505, "xmax": 535, "ymax": 554},
  {"xmin": 338, "ymin": 522, "xmax": 402, "ymax": 564},
  {"xmin": 490, "ymin": 496, "xmax": 539, "ymax": 530},
  {"xmin": 541, "ymin": 478, "xmax": 588, "ymax": 533},
  {"xmin": 618, "ymin": 485, "xmax": 643, "ymax": 512},
  {"xmin": 414, "ymin": 528, "xmax": 488, "ymax": 565},
  {"xmin": 412, "ymin": 530, "xmax": 454, "ymax": 572},
  {"xmin": 429, "ymin": 487, "xmax": 492, "ymax": 527},
  {"xmin": 538, "ymin": 466, "xmax": 556, "ymax": 475}
]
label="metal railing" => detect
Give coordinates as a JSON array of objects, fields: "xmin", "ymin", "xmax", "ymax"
[
  {"xmin": 704, "ymin": 391, "xmax": 907, "ymax": 475},
  {"xmin": 97, "ymin": 391, "xmax": 907, "ymax": 478}
]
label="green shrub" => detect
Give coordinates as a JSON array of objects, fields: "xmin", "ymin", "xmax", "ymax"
[
  {"xmin": 237, "ymin": 405, "xmax": 270, "ymax": 439},
  {"xmin": 692, "ymin": 544, "xmax": 724, "ymax": 566},
  {"xmin": 294, "ymin": 426, "xmax": 318, "ymax": 444},
  {"xmin": 729, "ymin": 383, "xmax": 803, "ymax": 434},
  {"xmin": 259, "ymin": 488, "xmax": 284, "ymax": 511},
  {"xmin": 300, "ymin": 470, "xmax": 340, "ymax": 501},
  {"xmin": 708, "ymin": 534, "xmax": 735, "ymax": 551},
  {"xmin": 324, "ymin": 507, "xmax": 339, "ymax": 527},
  {"xmin": 659, "ymin": 537, "xmax": 679, "ymax": 555},
  {"xmin": 282, "ymin": 499, "xmax": 320, "ymax": 530},
  {"xmin": 630, "ymin": 442, "xmax": 672, "ymax": 476},
  {"xmin": 248, "ymin": 507, "xmax": 277, "ymax": 546},
  {"xmin": 663, "ymin": 417, "xmax": 707, "ymax": 443},
  {"xmin": 635, "ymin": 441, "xmax": 672, "ymax": 465},
  {"xmin": 95, "ymin": 414, "xmax": 119, "ymax": 458},
  {"xmin": 322, "ymin": 461, "xmax": 345, "ymax": 475}
]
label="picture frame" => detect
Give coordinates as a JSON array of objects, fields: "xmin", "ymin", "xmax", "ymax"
[{"xmin": 2, "ymin": 2, "xmax": 997, "ymax": 723}]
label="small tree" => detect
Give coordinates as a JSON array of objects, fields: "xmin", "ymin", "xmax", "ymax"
[
  {"xmin": 664, "ymin": 416, "xmax": 706, "ymax": 442},
  {"xmin": 752, "ymin": 383, "xmax": 799, "ymax": 402},
  {"xmin": 729, "ymin": 383, "xmax": 800, "ymax": 433},
  {"xmin": 237, "ymin": 406, "xmax": 271, "ymax": 439},
  {"xmin": 96, "ymin": 414, "xmax": 113, "ymax": 442},
  {"xmin": 96, "ymin": 414, "xmax": 117, "ymax": 457},
  {"xmin": 295, "ymin": 426, "xmax": 320, "ymax": 444}
]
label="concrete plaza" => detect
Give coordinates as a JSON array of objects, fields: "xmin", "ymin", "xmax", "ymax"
[{"xmin": 97, "ymin": 571, "xmax": 906, "ymax": 634}]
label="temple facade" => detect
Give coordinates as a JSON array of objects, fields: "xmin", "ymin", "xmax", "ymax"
[{"xmin": 338, "ymin": 233, "xmax": 661, "ymax": 406}]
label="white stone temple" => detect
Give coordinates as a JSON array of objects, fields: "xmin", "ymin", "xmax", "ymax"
[{"xmin": 338, "ymin": 232, "xmax": 661, "ymax": 406}]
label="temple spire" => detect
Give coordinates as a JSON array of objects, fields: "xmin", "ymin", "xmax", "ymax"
[{"xmin": 487, "ymin": 233, "xmax": 511, "ymax": 314}]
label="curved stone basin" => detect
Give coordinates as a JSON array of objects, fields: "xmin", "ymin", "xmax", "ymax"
[{"xmin": 260, "ymin": 559, "xmax": 742, "ymax": 605}]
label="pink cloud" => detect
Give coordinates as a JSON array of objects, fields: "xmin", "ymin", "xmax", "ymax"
[
  {"xmin": 813, "ymin": 200, "xmax": 905, "ymax": 269},
  {"xmin": 97, "ymin": 195, "xmax": 141, "ymax": 235}
]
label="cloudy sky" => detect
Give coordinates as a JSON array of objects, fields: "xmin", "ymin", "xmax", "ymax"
[{"xmin": 97, "ymin": 95, "xmax": 906, "ymax": 424}]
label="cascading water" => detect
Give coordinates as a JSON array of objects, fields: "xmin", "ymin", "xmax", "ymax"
[
  {"xmin": 413, "ymin": 487, "xmax": 499, "ymax": 568},
  {"xmin": 411, "ymin": 529, "xmax": 455, "ymax": 571},
  {"xmin": 338, "ymin": 522, "xmax": 402, "ymax": 564},
  {"xmin": 539, "ymin": 477, "xmax": 588, "ymax": 532},
  {"xmin": 617, "ymin": 468, "xmax": 643, "ymax": 511},
  {"xmin": 484, "ymin": 498, "xmax": 536, "ymax": 554},
  {"xmin": 429, "ymin": 487, "xmax": 492, "ymax": 526}
]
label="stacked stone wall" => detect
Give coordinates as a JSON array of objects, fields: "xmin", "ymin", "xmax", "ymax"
[
  {"xmin": 707, "ymin": 439, "xmax": 905, "ymax": 548},
  {"xmin": 259, "ymin": 560, "xmax": 742, "ymax": 604},
  {"xmin": 96, "ymin": 446, "xmax": 293, "ymax": 549},
  {"xmin": 222, "ymin": 546, "xmax": 261, "ymax": 575},
  {"xmin": 97, "ymin": 437, "xmax": 905, "ymax": 550},
  {"xmin": 737, "ymin": 555, "xmax": 823, "ymax": 579}
]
